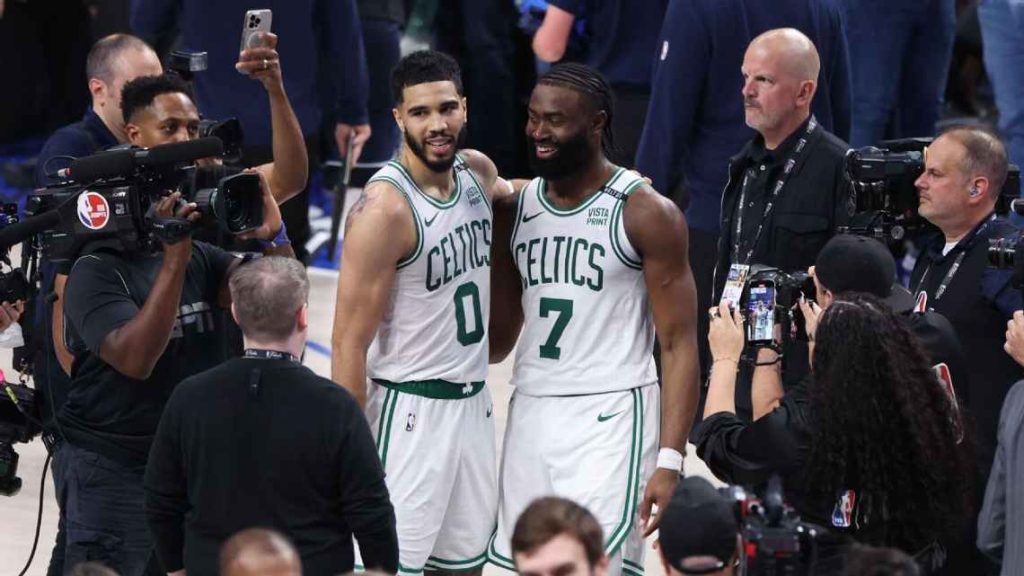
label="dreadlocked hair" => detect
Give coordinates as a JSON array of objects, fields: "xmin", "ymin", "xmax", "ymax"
[
  {"xmin": 804, "ymin": 293, "xmax": 972, "ymax": 552},
  {"xmin": 538, "ymin": 62, "xmax": 617, "ymax": 158}
]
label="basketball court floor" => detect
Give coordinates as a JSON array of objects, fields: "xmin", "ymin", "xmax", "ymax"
[{"xmin": 0, "ymin": 190, "xmax": 718, "ymax": 575}]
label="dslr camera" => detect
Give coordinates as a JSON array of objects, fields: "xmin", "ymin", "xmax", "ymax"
[
  {"xmin": 25, "ymin": 137, "xmax": 264, "ymax": 264},
  {"xmin": 721, "ymin": 475, "xmax": 820, "ymax": 575},
  {"xmin": 0, "ymin": 375, "xmax": 42, "ymax": 497}
]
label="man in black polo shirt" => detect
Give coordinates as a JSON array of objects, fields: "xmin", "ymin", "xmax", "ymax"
[
  {"xmin": 713, "ymin": 28, "xmax": 851, "ymax": 414},
  {"xmin": 145, "ymin": 257, "xmax": 397, "ymax": 576},
  {"xmin": 911, "ymin": 126, "xmax": 1023, "ymax": 478}
]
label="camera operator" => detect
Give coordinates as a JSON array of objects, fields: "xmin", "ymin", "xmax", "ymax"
[
  {"xmin": 53, "ymin": 159, "xmax": 293, "ymax": 573},
  {"xmin": 977, "ymin": 312, "xmax": 1024, "ymax": 574},
  {"xmin": 711, "ymin": 29, "xmax": 851, "ymax": 412},
  {"xmin": 144, "ymin": 257, "xmax": 397, "ymax": 576},
  {"xmin": 693, "ymin": 293, "xmax": 972, "ymax": 574},
  {"xmin": 656, "ymin": 477, "xmax": 740, "ymax": 576},
  {"xmin": 910, "ymin": 126, "xmax": 1023, "ymax": 478},
  {"xmin": 30, "ymin": 34, "xmax": 163, "ymax": 576}
]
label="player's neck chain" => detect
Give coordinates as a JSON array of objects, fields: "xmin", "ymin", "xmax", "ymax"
[{"xmin": 244, "ymin": 348, "xmax": 299, "ymax": 363}]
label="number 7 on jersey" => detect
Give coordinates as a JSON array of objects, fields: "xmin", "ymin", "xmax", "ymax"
[{"xmin": 539, "ymin": 297, "xmax": 573, "ymax": 360}]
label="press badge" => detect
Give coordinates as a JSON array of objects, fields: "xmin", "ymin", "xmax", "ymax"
[{"xmin": 720, "ymin": 264, "xmax": 750, "ymax": 306}]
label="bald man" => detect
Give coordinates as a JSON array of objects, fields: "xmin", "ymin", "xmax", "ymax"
[
  {"xmin": 711, "ymin": 28, "xmax": 851, "ymax": 416},
  {"xmin": 219, "ymin": 529, "xmax": 302, "ymax": 576}
]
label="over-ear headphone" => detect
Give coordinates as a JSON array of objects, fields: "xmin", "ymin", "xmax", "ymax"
[{"xmin": 969, "ymin": 186, "xmax": 981, "ymax": 198}]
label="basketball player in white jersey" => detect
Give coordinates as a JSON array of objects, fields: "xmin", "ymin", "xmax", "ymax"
[
  {"xmin": 332, "ymin": 51, "xmax": 511, "ymax": 576},
  {"xmin": 487, "ymin": 63, "xmax": 701, "ymax": 576}
]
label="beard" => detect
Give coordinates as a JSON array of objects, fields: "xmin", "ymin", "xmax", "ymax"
[
  {"xmin": 528, "ymin": 128, "xmax": 594, "ymax": 181},
  {"xmin": 405, "ymin": 126, "xmax": 467, "ymax": 173}
]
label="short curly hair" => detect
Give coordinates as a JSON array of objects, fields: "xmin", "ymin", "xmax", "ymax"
[
  {"xmin": 390, "ymin": 50, "xmax": 463, "ymax": 104},
  {"xmin": 120, "ymin": 73, "xmax": 193, "ymax": 126}
]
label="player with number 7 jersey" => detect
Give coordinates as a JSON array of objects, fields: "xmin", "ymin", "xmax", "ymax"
[
  {"xmin": 487, "ymin": 64, "xmax": 700, "ymax": 576},
  {"xmin": 332, "ymin": 51, "xmax": 513, "ymax": 576}
]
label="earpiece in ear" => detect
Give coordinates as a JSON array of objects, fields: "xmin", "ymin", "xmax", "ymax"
[{"xmin": 969, "ymin": 186, "xmax": 981, "ymax": 198}]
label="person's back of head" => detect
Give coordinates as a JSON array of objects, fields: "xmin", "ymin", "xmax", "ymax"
[
  {"xmin": 812, "ymin": 235, "xmax": 914, "ymax": 311},
  {"xmin": 658, "ymin": 477, "xmax": 739, "ymax": 576},
  {"xmin": 69, "ymin": 561, "xmax": 119, "ymax": 576},
  {"xmin": 512, "ymin": 497, "xmax": 608, "ymax": 576},
  {"xmin": 842, "ymin": 544, "xmax": 920, "ymax": 576},
  {"xmin": 220, "ymin": 527, "xmax": 302, "ymax": 576},
  {"xmin": 228, "ymin": 256, "xmax": 309, "ymax": 345},
  {"xmin": 806, "ymin": 293, "xmax": 971, "ymax": 553}
]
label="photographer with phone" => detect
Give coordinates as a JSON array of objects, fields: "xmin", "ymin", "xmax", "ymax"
[
  {"xmin": 131, "ymin": 1, "xmax": 370, "ymax": 262},
  {"xmin": 694, "ymin": 293, "xmax": 972, "ymax": 574}
]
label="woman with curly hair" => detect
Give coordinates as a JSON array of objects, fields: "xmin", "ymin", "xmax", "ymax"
[{"xmin": 693, "ymin": 292, "xmax": 973, "ymax": 574}]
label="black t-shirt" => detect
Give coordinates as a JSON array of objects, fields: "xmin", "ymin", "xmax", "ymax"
[
  {"xmin": 57, "ymin": 242, "xmax": 237, "ymax": 467},
  {"xmin": 33, "ymin": 109, "xmax": 119, "ymax": 431}
]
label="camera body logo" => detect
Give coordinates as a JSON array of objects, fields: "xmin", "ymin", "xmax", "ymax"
[{"xmin": 77, "ymin": 192, "xmax": 110, "ymax": 230}]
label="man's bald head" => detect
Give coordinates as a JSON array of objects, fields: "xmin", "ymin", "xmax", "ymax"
[
  {"xmin": 748, "ymin": 28, "xmax": 821, "ymax": 84},
  {"xmin": 220, "ymin": 528, "xmax": 302, "ymax": 576},
  {"xmin": 741, "ymin": 28, "xmax": 820, "ymax": 146}
]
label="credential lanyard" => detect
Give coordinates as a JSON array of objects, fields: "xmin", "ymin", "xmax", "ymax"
[
  {"xmin": 244, "ymin": 348, "xmax": 299, "ymax": 363},
  {"xmin": 914, "ymin": 218, "xmax": 993, "ymax": 302},
  {"xmin": 733, "ymin": 116, "xmax": 818, "ymax": 264}
]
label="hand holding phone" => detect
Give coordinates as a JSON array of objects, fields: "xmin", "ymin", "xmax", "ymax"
[{"xmin": 240, "ymin": 9, "xmax": 273, "ymax": 52}]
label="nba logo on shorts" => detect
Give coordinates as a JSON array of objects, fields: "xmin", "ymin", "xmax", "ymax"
[
  {"xmin": 832, "ymin": 490, "xmax": 856, "ymax": 528},
  {"xmin": 77, "ymin": 192, "xmax": 110, "ymax": 230}
]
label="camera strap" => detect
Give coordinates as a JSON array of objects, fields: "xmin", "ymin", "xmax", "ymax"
[
  {"xmin": 244, "ymin": 348, "xmax": 299, "ymax": 363},
  {"xmin": 733, "ymin": 116, "xmax": 818, "ymax": 264},
  {"xmin": 914, "ymin": 216, "xmax": 994, "ymax": 301}
]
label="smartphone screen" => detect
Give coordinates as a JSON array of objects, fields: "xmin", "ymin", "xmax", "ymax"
[{"xmin": 747, "ymin": 281, "xmax": 776, "ymax": 344}]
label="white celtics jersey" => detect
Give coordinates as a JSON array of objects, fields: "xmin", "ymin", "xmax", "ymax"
[
  {"xmin": 510, "ymin": 167, "xmax": 657, "ymax": 395},
  {"xmin": 366, "ymin": 155, "xmax": 492, "ymax": 385}
]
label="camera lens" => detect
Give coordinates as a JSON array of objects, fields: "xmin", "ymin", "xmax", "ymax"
[{"xmin": 988, "ymin": 238, "xmax": 1017, "ymax": 269}]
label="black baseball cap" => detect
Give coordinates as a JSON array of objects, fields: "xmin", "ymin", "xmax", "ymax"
[
  {"xmin": 814, "ymin": 235, "xmax": 915, "ymax": 312},
  {"xmin": 659, "ymin": 477, "xmax": 738, "ymax": 575}
]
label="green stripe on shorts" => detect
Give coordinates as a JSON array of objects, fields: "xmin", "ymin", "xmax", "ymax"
[
  {"xmin": 425, "ymin": 550, "xmax": 488, "ymax": 572},
  {"xmin": 604, "ymin": 388, "xmax": 643, "ymax": 556},
  {"xmin": 487, "ymin": 530, "xmax": 517, "ymax": 571}
]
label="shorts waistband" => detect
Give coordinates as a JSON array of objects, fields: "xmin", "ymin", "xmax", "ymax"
[{"xmin": 373, "ymin": 379, "xmax": 486, "ymax": 399}]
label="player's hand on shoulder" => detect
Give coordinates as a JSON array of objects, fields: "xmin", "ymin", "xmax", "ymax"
[{"xmin": 622, "ymin": 182, "xmax": 688, "ymax": 254}]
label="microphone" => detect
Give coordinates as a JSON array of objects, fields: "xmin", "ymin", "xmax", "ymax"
[
  {"xmin": 60, "ymin": 137, "xmax": 224, "ymax": 182},
  {"xmin": 0, "ymin": 210, "xmax": 63, "ymax": 250}
]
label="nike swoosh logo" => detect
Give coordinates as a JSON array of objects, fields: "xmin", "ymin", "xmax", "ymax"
[
  {"xmin": 597, "ymin": 410, "xmax": 624, "ymax": 423},
  {"xmin": 424, "ymin": 213, "xmax": 439, "ymax": 227},
  {"xmin": 522, "ymin": 211, "xmax": 543, "ymax": 223},
  {"xmin": 486, "ymin": 407, "xmax": 493, "ymax": 418}
]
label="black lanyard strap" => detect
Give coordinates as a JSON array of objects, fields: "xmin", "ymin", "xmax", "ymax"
[
  {"xmin": 914, "ymin": 218, "xmax": 994, "ymax": 302},
  {"xmin": 733, "ymin": 116, "xmax": 818, "ymax": 264},
  {"xmin": 244, "ymin": 348, "xmax": 299, "ymax": 363}
]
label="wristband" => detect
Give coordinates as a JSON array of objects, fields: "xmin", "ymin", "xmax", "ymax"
[
  {"xmin": 657, "ymin": 447, "xmax": 684, "ymax": 473},
  {"xmin": 259, "ymin": 221, "xmax": 290, "ymax": 249}
]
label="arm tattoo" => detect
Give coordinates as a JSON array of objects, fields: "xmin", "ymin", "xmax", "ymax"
[{"xmin": 344, "ymin": 191, "xmax": 370, "ymax": 233}]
